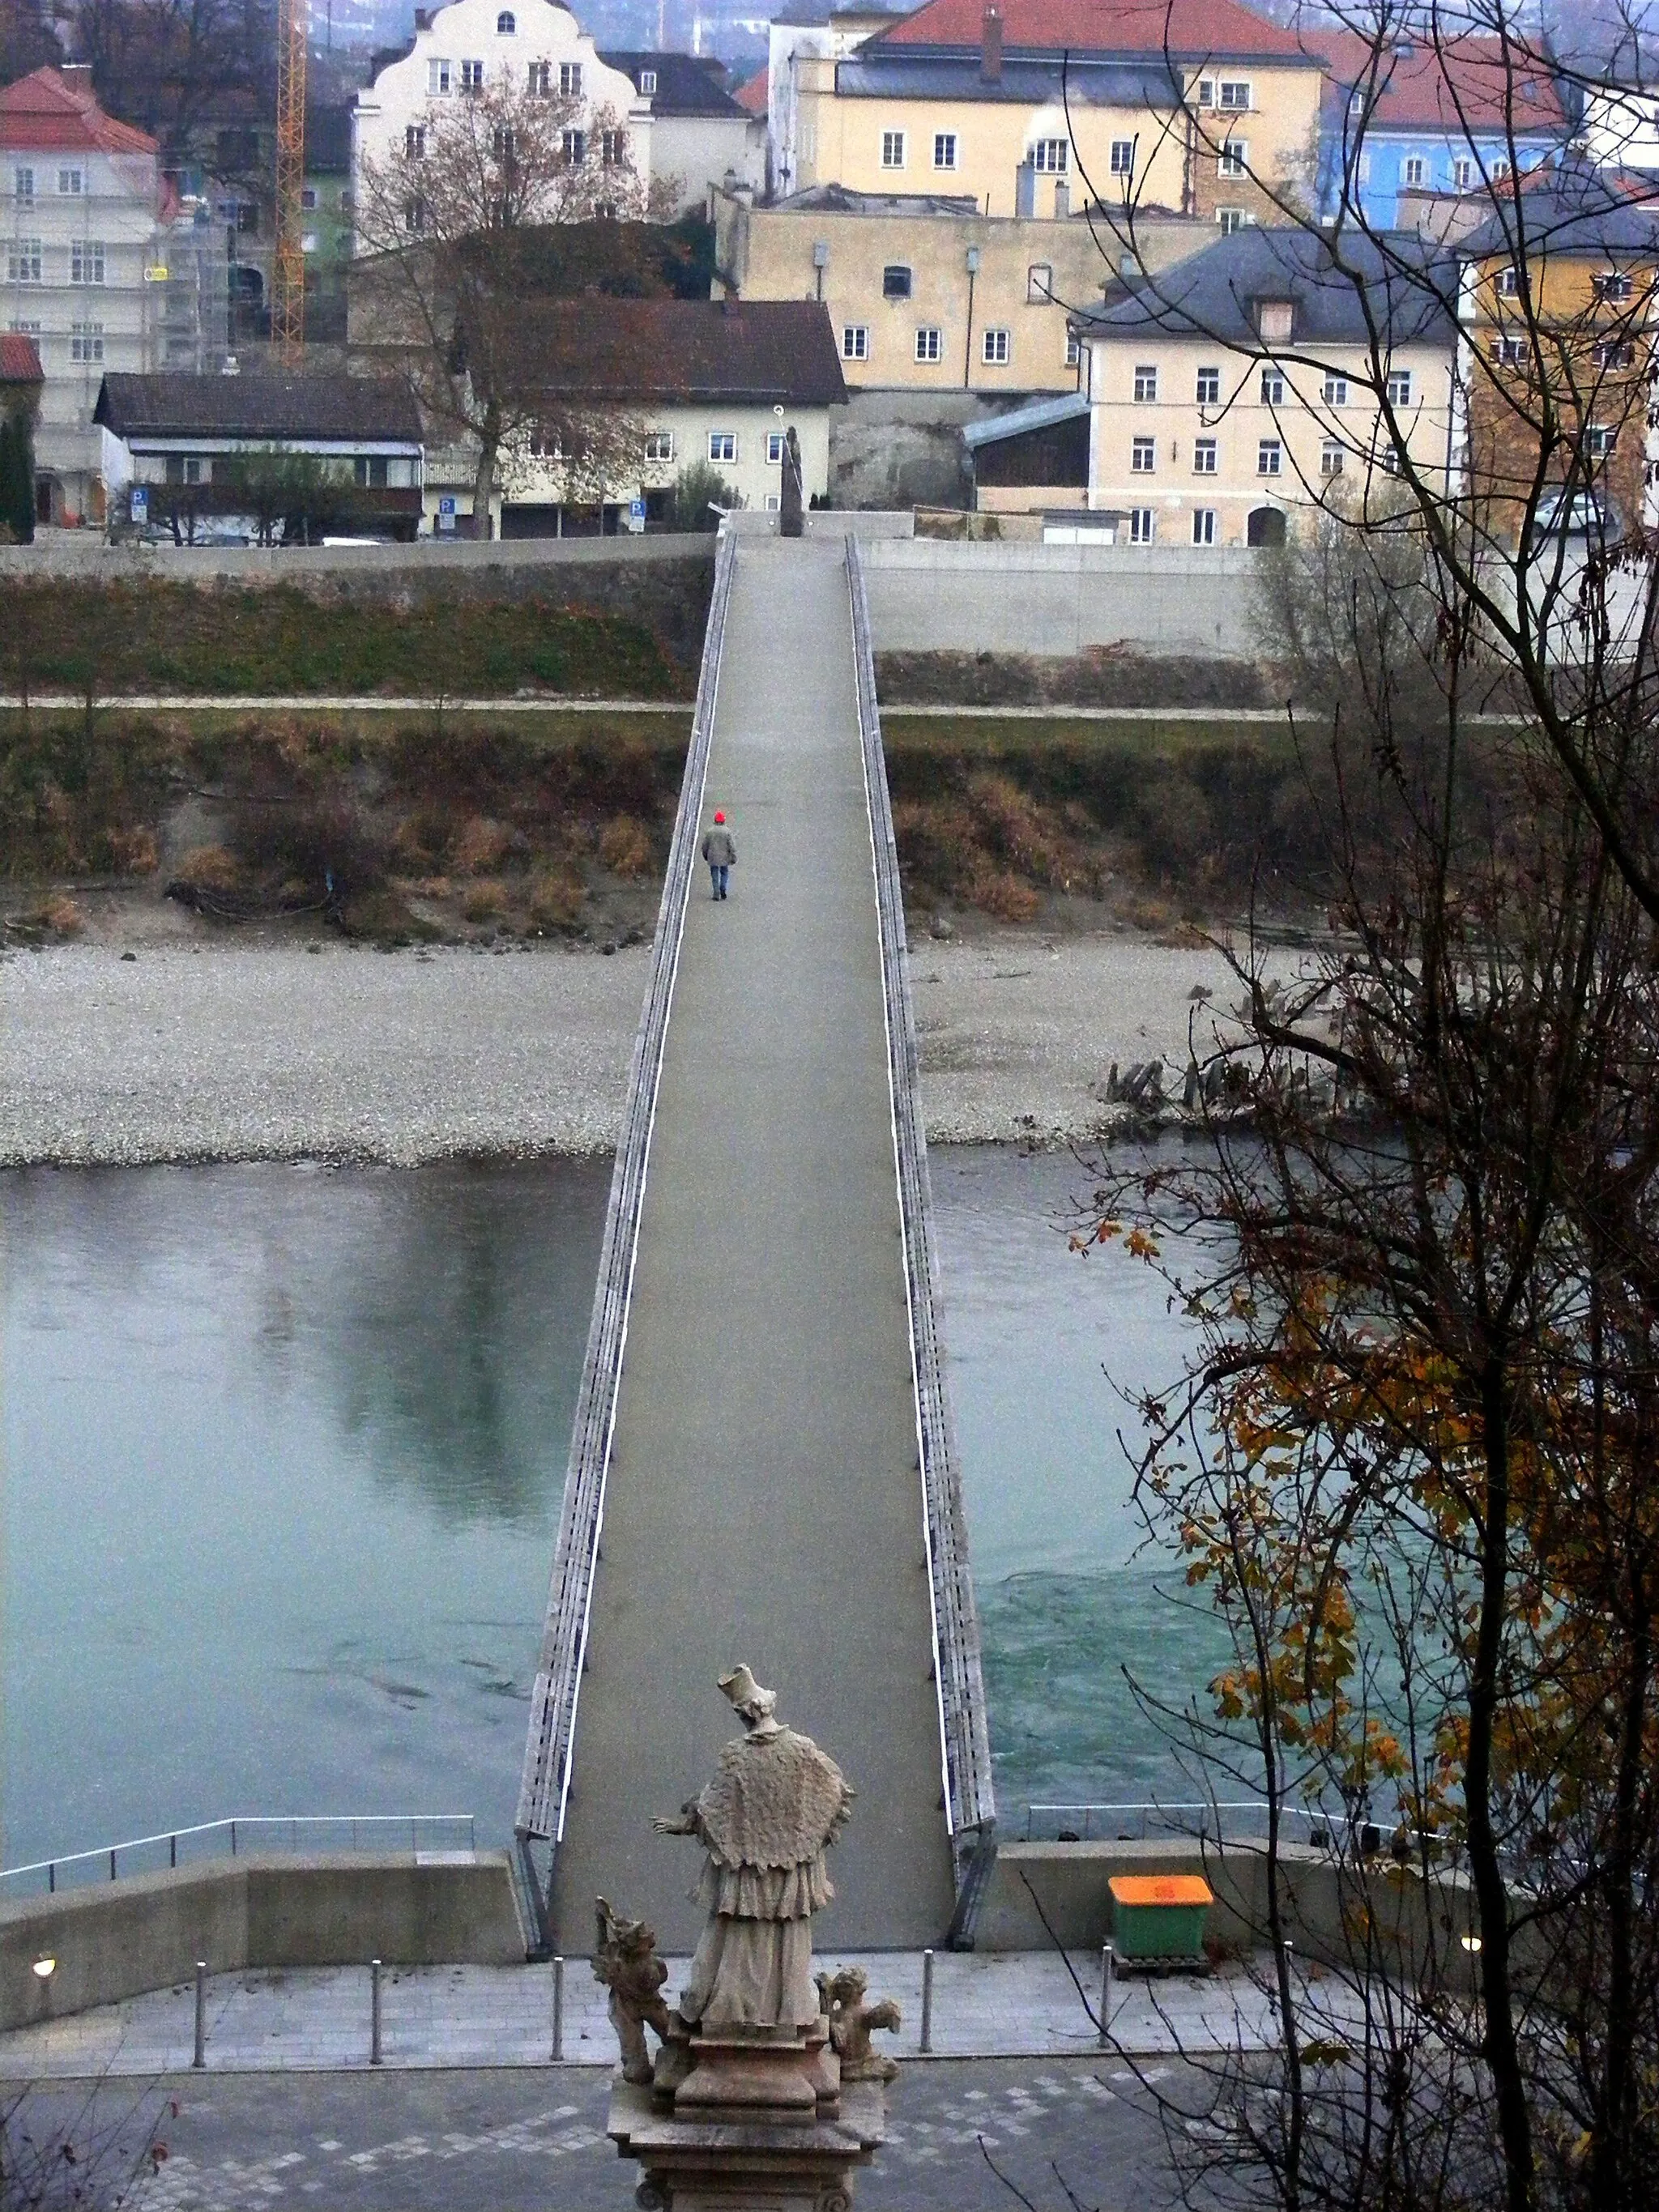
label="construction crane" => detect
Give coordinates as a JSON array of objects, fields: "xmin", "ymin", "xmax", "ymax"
[{"xmin": 273, "ymin": 0, "xmax": 307, "ymax": 363}]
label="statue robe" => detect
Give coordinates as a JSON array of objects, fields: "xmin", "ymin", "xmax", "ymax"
[{"xmin": 678, "ymin": 1724, "xmax": 852, "ymax": 2031}]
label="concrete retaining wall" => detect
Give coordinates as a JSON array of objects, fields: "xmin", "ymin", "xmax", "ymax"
[
  {"xmin": 0, "ymin": 1853, "xmax": 527, "ymax": 2034},
  {"xmin": 861, "ymin": 540, "xmax": 1263, "ymax": 658}
]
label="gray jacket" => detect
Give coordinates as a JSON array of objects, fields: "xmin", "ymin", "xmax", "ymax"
[{"xmin": 701, "ymin": 827, "xmax": 736, "ymax": 867}]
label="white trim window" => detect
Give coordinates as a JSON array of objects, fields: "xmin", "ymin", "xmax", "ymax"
[
  {"xmin": 1260, "ymin": 366, "xmax": 1284, "ymax": 405},
  {"xmin": 405, "ymin": 123, "xmax": 425, "ymax": 158},
  {"xmin": 1193, "ymin": 437, "xmax": 1218, "ymax": 474},
  {"xmin": 1218, "ymin": 139, "xmax": 1248, "ymax": 177},
  {"xmin": 1258, "ymin": 438, "xmax": 1282, "ymax": 475},
  {"xmin": 1218, "ymin": 79, "xmax": 1251, "ymax": 110},
  {"xmin": 70, "ymin": 320, "xmax": 103, "ymax": 362},
  {"xmin": 58, "ymin": 165, "xmax": 83, "ymax": 195},
  {"xmin": 1323, "ymin": 373, "xmax": 1349, "ymax": 404},
  {"xmin": 1594, "ymin": 270, "xmax": 1634, "ymax": 301},
  {"xmin": 1453, "ymin": 156, "xmax": 1473, "ymax": 190},
  {"xmin": 982, "ymin": 326, "xmax": 1010, "ymax": 365},
  {"xmin": 1497, "ymin": 266, "xmax": 1520, "ymax": 297},
  {"xmin": 497, "ymin": 9, "xmax": 516, "ymax": 29},
  {"xmin": 1320, "ymin": 438, "xmax": 1345, "ymax": 476},
  {"xmin": 1192, "ymin": 507, "xmax": 1217, "ymax": 544},
  {"xmin": 709, "ymin": 431, "xmax": 737, "ymax": 462},
  {"xmin": 933, "ymin": 131, "xmax": 957, "ymax": 169},
  {"xmin": 1586, "ymin": 423, "xmax": 1618, "ymax": 458},
  {"xmin": 560, "ymin": 61, "xmax": 582, "ymax": 96},
  {"xmin": 1027, "ymin": 262, "xmax": 1051, "ymax": 303},
  {"xmin": 640, "ymin": 68, "xmax": 657, "ymax": 95},
  {"xmin": 916, "ymin": 325, "xmax": 942, "ymax": 362},
  {"xmin": 528, "ymin": 59, "xmax": 550, "ymax": 94},
  {"xmin": 1196, "ymin": 364, "xmax": 1220, "ymax": 404},
  {"xmin": 560, "ymin": 130, "xmax": 586, "ymax": 164},
  {"xmin": 881, "ymin": 129, "xmax": 906, "ymax": 169},
  {"xmin": 1218, "ymin": 207, "xmax": 1247, "ymax": 233},
  {"xmin": 1401, "ymin": 155, "xmax": 1426, "ymax": 187},
  {"xmin": 842, "ymin": 323, "xmax": 869, "ymax": 361},
  {"xmin": 643, "ymin": 428, "xmax": 675, "ymax": 463},
  {"xmin": 600, "ymin": 130, "xmax": 626, "ymax": 166},
  {"xmin": 1385, "ymin": 367, "xmax": 1413, "ymax": 405},
  {"xmin": 766, "ymin": 432, "xmax": 785, "ymax": 463},
  {"xmin": 1490, "ymin": 335, "xmax": 1526, "ymax": 364},
  {"xmin": 1065, "ymin": 328, "xmax": 1081, "ymax": 367},
  {"xmin": 1132, "ymin": 362, "xmax": 1158, "ymax": 401},
  {"xmin": 6, "ymin": 237, "xmax": 41, "ymax": 283},
  {"xmin": 460, "ymin": 58, "xmax": 484, "ymax": 92},
  {"xmin": 1131, "ymin": 435, "xmax": 1156, "ymax": 473},
  {"xmin": 1110, "ymin": 139, "xmax": 1133, "ymax": 177},
  {"xmin": 12, "ymin": 166, "xmax": 33, "ymax": 207},
  {"xmin": 1032, "ymin": 139, "xmax": 1068, "ymax": 172},
  {"xmin": 71, "ymin": 239, "xmax": 104, "ymax": 286},
  {"xmin": 883, "ymin": 262, "xmax": 912, "ymax": 298},
  {"xmin": 1129, "ymin": 506, "xmax": 1156, "ymax": 543},
  {"xmin": 428, "ymin": 58, "xmax": 452, "ymax": 94}
]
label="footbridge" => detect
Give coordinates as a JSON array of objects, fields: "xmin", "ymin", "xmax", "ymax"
[{"xmin": 515, "ymin": 533, "xmax": 995, "ymax": 1954}]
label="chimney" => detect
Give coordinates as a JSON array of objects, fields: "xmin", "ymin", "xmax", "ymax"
[
  {"xmin": 1053, "ymin": 180, "xmax": 1071, "ymax": 218},
  {"xmin": 981, "ymin": 3, "xmax": 1003, "ymax": 83},
  {"xmin": 413, "ymin": 8, "xmax": 431, "ymax": 28}
]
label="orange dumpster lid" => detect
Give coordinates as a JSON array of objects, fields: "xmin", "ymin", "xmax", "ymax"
[{"xmin": 1108, "ymin": 1875, "xmax": 1213, "ymax": 1907}]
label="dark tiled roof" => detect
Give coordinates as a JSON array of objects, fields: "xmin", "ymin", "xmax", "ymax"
[
  {"xmin": 838, "ymin": 51, "xmax": 1180, "ymax": 104},
  {"xmin": 0, "ymin": 331, "xmax": 44, "ymax": 383},
  {"xmin": 777, "ymin": 181, "xmax": 982, "ymax": 214},
  {"xmin": 93, "ymin": 374, "xmax": 423, "ymax": 444},
  {"xmin": 874, "ymin": 0, "xmax": 1320, "ymax": 62},
  {"xmin": 599, "ymin": 51, "xmax": 748, "ymax": 117},
  {"xmin": 1077, "ymin": 224, "xmax": 1456, "ymax": 347},
  {"xmin": 305, "ymin": 102, "xmax": 355, "ymax": 174},
  {"xmin": 516, "ymin": 299, "xmax": 847, "ymax": 406},
  {"xmin": 1456, "ymin": 168, "xmax": 1659, "ymax": 259}
]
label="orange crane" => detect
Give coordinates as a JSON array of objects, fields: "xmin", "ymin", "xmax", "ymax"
[{"xmin": 273, "ymin": 0, "xmax": 307, "ymax": 361}]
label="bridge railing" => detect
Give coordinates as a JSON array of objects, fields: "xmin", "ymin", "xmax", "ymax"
[
  {"xmin": 847, "ymin": 535, "xmax": 998, "ymax": 1943},
  {"xmin": 514, "ymin": 527, "xmax": 739, "ymax": 1926},
  {"xmin": 0, "ymin": 1813, "xmax": 478, "ymax": 1900},
  {"xmin": 1017, "ymin": 1802, "xmax": 1328, "ymax": 1846}
]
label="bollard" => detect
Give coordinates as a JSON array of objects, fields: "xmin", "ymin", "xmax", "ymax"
[
  {"xmin": 552, "ymin": 1955, "xmax": 565, "ymax": 2063},
  {"xmin": 919, "ymin": 1948, "xmax": 934, "ymax": 2055},
  {"xmin": 193, "ymin": 1962, "xmax": 207, "ymax": 2069},
  {"xmin": 371, "ymin": 1958, "xmax": 383, "ymax": 2066},
  {"xmin": 1098, "ymin": 1944, "xmax": 1114, "ymax": 2048}
]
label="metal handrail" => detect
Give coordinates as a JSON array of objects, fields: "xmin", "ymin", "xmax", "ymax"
[
  {"xmin": 0, "ymin": 1813, "xmax": 477, "ymax": 1899},
  {"xmin": 1019, "ymin": 1801, "xmax": 1328, "ymax": 1843},
  {"xmin": 846, "ymin": 535, "xmax": 996, "ymax": 1940},
  {"xmin": 514, "ymin": 527, "xmax": 738, "ymax": 1876}
]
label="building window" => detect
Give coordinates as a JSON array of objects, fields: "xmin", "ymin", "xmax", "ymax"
[
  {"xmin": 601, "ymin": 130, "xmax": 626, "ymax": 165},
  {"xmin": 1131, "ymin": 436, "xmax": 1156, "ymax": 473},
  {"xmin": 1218, "ymin": 79, "xmax": 1251, "ymax": 109},
  {"xmin": 1110, "ymin": 139, "xmax": 1133, "ymax": 177},
  {"xmin": 527, "ymin": 424, "xmax": 567, "ymax": 458},
  {"xmin": 354, "ymin": 456, "xmax": 390, "ymax": 487},
  {"xmin": 560, "ymin": 61, "xmax": 582, "ymax": 96},
  {"xmin": 1032, "ymin": 139, "xmax": 1068, "ymax": 173},
  {"xmin": 1129, "ymin": 506, "xmax": 1155, "ymax": 543},
  {"xmin": 1401, "ymin": 156, "xmax": 1425, "ymax": 187},
  {"xmin": 640, "ymin": 68, "xmax": 657, "ymax": 94},
  {"xmin": 7, "ymin": 237, "xmax": 42, "ymax": 283},
  {"xmin": 428, "ymin": 58, "xmax": 452, "ymax": 94},
  {"xmin": 1323, "ymin": 373, "xmax": 1348, "ymax": 404},
  {"xmin": 933, "ymin": 131, "xmax": 957, "ymax": 169},
  {"xmin": 764, "ymin": 432, "xmax": 783, "ymax": 463},
  {"xmin": 1380, "ymin": 447, "xmax": 1402, "ymax": 475},
  {"xmin": 1452, "ymin": 156, "xmax": 1473, "ymax": 190},
  {"xmin": 404, "ymin": 195, "xmax": 427, "ymax": 232},
  {"xmin": 1586, "ymin": 424, "xmax": 1618, "ymax": 458},
  {"xmin": 237, "ymin": 201, "xmax": 259, "ymax": 233},
  {"xmin": 982, "ymin": 326, "xmax": 1010, "ymax": 365},
  {"xmin": 915, "ymin": 325, "xmax": 941, "ymax": 362},
  {"xmin": 1193, "ymin": 437, "xmax": 1218, "ymax": 473},
  {"xmin": 1258, "ymin": 438, "xmax": 1282, "ymax": 475},
  {"xmin": 881, "ymin": 130, "xmax": 906, "ymax": 169},
  {"xmin": 13, "ymin": 166, "xmax": 33, "ymax": 207},
  {"xmin": 460, "ymin": 58, "xmax": 484, "ymax": 92},
  {"xmin": 644, "ymin": 429, "xmax": 675, "ymax": 462},
  {"xmin": 1192, "ymin": 507, "xmax": 1216, "ymax": 545},
  {"xmin": 1491, "ymin": 158, "xmax": 1511, "ymax": 180},
  {"xmin": 842, "ymin": 323, "xmax": 868, "ymax": 360},
  {"xmin": 1065, "ymin": 328, "xmax": 1081, "ymax": 367},
  {"xmin": 1594, "ymin": 270, "xmax": 1634, "ymax": 301},
  {"xmin": 1497, "ymin": 266, "xmax": 1520, "ymax": 296},
  {"xmin": 58, "ymin": 166, "xmax": 83, "ymax": 195},
  {"xmin": 1490, "ymin": 335, "xmax": 1526, "ymax": 364},
  {"xmin": 301, "ymin": 231, "xmax": 318, "ymax": 253},
  {"xmin": 301, "ymin": 186, "xmax": 318, "ymax": 210},
  {"xmin": 1196, "ymin": 364, "xmax": 1220, "ymax": 404},
  {"xmin": 166, "ymin": 455, "xmax": 206, "ymax": 484},
  {"xmin": 528, "ymin": 59, "xmax": 549, "ymax": 93},
  {"xmin": 1385, "ymin": 367, "xmax": 1412, "ymax": 405},
  {"xmin": 1260, "ymin": 366, "xmax": 1284, "ymax": 405},
  {"xmin": 883, "ymin": 263, "xmax": 911, "ymax": 299},
  {"xmin": 709, "ymin": 431, "xmax": 736, "ymax": 462},
  {"xmin": 1218, "ymin": 139, "xmax": 1247, "ymax": 177},
  {"xmin": 1320, "ymin": 438, "xmax": 1344, "ymax": 476},
  {"xmin": 1132, "ymin": 362, "xmax": 1158, "ymax": 401},
  {"xmin": 405, "ymin": 123, "xmax": 426, "ymax": 158},
  {"xmin": 1218, "ymin": 207, "xmax": 1247, "ymax": 233},
  {"xmin": 1027, "ymin": 262, "xmax": 1051, "ymax": 302},
  {"xmin": 497, "ymin": 8, "xmax": 515, "ymax": 28},
  {"xmin": 70, "ymin": 320, "xmax": 103, "ymax": 362},
  {"xmin": 1595, "ymin": 339, "xmax": 1636, "ymax": 368},
  {"xmin": 561, "ymin": 130, "xmax": 586, "ymax": 164},
  {"xmin": 493, "ymin": 123, "xmax": 516, "ymax": 160}
]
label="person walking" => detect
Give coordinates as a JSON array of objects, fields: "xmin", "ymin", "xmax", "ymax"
[{"xmin": 701, "ymin": 811, "xmax": 736, "ymax": 901}]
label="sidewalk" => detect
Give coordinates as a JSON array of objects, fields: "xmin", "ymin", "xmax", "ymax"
[{"xmin": 0, "ymin": 1950, "xmax": 1312, "ymax": 2078}]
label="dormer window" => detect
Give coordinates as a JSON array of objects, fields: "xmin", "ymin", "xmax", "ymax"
[
  {"xmin": 640, "ymin": 68, "xmax": 657, "ymax": 95},
  {"xmin": 497, "ymin": 9, "xmax": 515, "ymax": 28},
  {"xmin": 1257, "ymin": 299, "xmax": 1293, "ymax": 343}
]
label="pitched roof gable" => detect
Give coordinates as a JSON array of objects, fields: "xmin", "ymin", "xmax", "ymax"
[
  {"xmin": 514, "ymin": 299, "xmax": 848, "ymax": 407},
  {"xmin": 873, "ymin": 0, "xmax": 1318, "ymax": 62},
  {"xmin": 0, "ymin": 66, "xmax": 158, "ymax": 157},
  {"xmin": 1299, "ymin": 29, "xmax": 1568, "ymax": 134},
  {"xmin": 93, "ymin": 374, "xmax": 423, "ymax": 445},
  {"xmin": 0, "ymin": 332, "xmax": 44, "ymax": 383}
]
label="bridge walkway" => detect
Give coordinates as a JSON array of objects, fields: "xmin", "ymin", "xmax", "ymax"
[{"xmin": 540, "ymin": 537, "xmax": 958, "ymax": 1953}]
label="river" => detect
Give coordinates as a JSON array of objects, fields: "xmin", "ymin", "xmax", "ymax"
[{"xmin": 0, "ymin": 1148, "xmax": 1223, "ymax": 1869}]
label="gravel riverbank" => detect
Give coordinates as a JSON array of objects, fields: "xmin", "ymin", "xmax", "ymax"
[{"xmin": 0, "ymin": 931, "xmax": 1246, "ymax": 1167}]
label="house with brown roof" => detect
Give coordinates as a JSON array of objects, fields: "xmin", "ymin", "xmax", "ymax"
[
  {"xmin": 0, "ymin": 65, "xmax": 228, "ymax": 526},
  {"xmin": 480, "ymin": 296, "xmax": 846, "ymax": 535},
  {"xmin": 791, "ymin": 0, "xmax": 1327, "ymax": 226},
  {"xmin": 0, "ymin": 330, "xmax": 45, "ymax": 421}
]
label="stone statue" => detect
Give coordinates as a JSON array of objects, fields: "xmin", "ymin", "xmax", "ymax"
[
  {"xmin": 779, "ymin": 425, "xmax": 804, "ymax": 538},
  {"xmin": 653, "ymin": 1664, "xmax": 854, "ymax": 2031},
  {"xmin": 592, "ymin": 1895, "xmax": 672, "ymax": 2086},
  {"xmin": 817, "ymin": 1965, "xmax": 902, "ymax": 2082}
]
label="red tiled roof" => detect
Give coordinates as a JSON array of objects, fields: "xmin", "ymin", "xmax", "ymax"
[
  {"xmin": 0, "ymin": 332, "xmax": 44, "ymax": 384},
  {"xmin": 0, "ymin": 66, "xmax": 158, "ymax": 156},
  {"xmin": 874, "ymin": 0, "xmax": 1316, "ymax": 61},
  {"xmin": 736, "ymin": 64, "xmax": 769, "ymax": 115},
  {"xmin": 1299, "ymin": 30, "xmax": 1567, "ymax": 132}
]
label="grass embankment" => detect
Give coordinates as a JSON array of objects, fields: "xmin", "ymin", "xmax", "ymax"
[{"xmin": 0, "ymin": 580, "xmax": 689, "ymax": 699}]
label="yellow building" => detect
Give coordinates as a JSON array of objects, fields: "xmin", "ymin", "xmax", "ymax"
[{"xmin": 793, "ymin": 0, "xmax": 1325, "ymax": 226}]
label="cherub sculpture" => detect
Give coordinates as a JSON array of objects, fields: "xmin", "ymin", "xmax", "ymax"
[
  {"xmin": 592, "ymin": 1896, "xmax": 672, "ymax": 2085},
  {"xmin": 816, "ymin": 1964, "xmax": 902, "ymax": 2082}
]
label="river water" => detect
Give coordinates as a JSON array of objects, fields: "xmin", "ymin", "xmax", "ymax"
[{"xmin": 1, "ymin": 1148, "xmax": 1224, "ymax": 1869}]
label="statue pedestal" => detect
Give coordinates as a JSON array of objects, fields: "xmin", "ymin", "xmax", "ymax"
[{"xmin": 607, "ymin": 2075, "xmax": 886, "ymax": 2211}]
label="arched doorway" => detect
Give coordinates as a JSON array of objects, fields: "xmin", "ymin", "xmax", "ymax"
[{"xmin": 1246, "ymin": 506, "xmax": 1287, "ymax": 548}]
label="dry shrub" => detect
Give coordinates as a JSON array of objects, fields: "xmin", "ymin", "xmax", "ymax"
[
  {"xmin": 390, "ymin": 812, "xmax": 445, "ymax": 870},
  {"xmin": 966, "ymin": 772, "xmax": 1081, "ymax": 887},
  {"xmin": 38, "ymin": 895, "xmax": 85, "ymax": 936},
  {"xmin": 453, "ymin": 816, "xmax": 512, "ymax": 875},
  {"xmin": 463, "ymin": 879, "xmax": 508, "ymax": 923},
  {"xmin": 528, "ymin": 866, "xmax": 585, "ymax": 931},
  {"xmin": 173, "ymin": 844, "xmax": 243, "ymax": 893},
  {"xmin": 970, "ymin": 870, "xmax": 1041, "ymax": 923},
  {"xmin": 599, "ymin": 814, "xmax": 653, "ymax": 878}
]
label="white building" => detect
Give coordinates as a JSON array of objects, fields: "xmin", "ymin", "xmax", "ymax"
[
  {"xmin": 599, "ymin": 52, "xmax": 764, "ymax": 215},
  {"xmin": 351, "ymin": 0, "xmax": 655, "ymax": 235},
  {"xmin": 1, "ymin": 65, "xmax": 226, "ymax": 526},
  {"xmin": 766, "ymin": 1, "xmax": 896, "ymax": 200},
  {"xmin": 1579, "ymin": 78, "xmax": 1659, "ymax": 173}
]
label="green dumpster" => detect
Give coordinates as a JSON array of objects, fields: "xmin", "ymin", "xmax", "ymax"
[{"xmin": 1108, "ymin": 1873, "xmax": 1213, "ymax": 1962}]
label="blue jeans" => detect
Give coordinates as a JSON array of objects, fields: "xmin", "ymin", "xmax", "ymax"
[{"xmin": 710, "ymin": 863, "xmax": 729, "ymax": 899}]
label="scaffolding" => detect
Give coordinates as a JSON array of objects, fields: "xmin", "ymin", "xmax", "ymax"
[{"xmin": 273, "ymin": 0, "xmax": 308, "ymax": 360}]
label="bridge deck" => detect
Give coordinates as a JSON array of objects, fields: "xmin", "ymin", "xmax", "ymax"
[{"xmin": 546, "ymin": 539, "xmax": 957, "ymax": 1953}]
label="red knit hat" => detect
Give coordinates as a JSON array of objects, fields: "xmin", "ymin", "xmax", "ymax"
[{"xmin": 714, "ymin": 812, "xmax": 725, "ymax": 823}]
